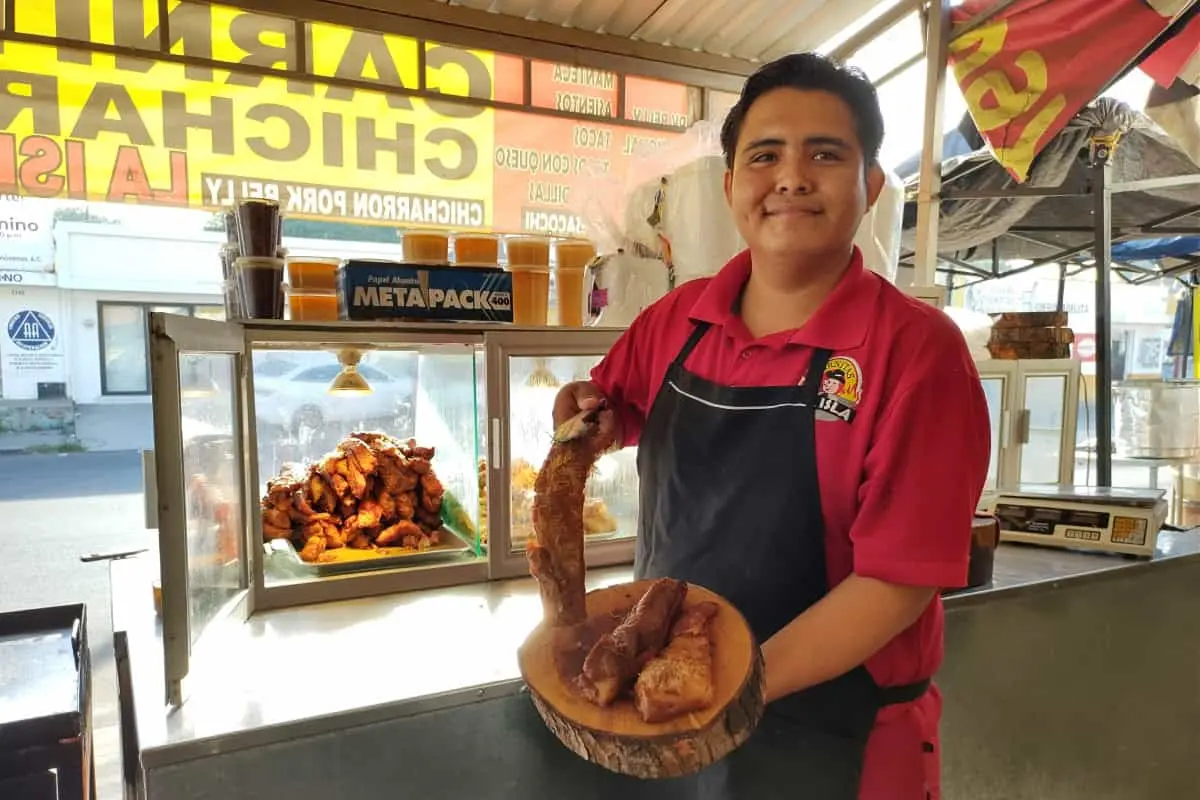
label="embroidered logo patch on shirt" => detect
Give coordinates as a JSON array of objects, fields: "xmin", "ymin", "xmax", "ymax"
[{"xmin": 815, "ymin": 355, "xmax": 861, "ymax": 424}]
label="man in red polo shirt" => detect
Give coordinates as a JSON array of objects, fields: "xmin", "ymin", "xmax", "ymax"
[{"xmin": 554, "ymin": 53, "xmax": 990, "ymax": 799}]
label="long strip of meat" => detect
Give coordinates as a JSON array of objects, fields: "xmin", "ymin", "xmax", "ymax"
[
  {"xmin": 528, "ymin": 409, "xmax": 614, "ymax": 627},
  {"xmin": 577, "ymin": 578, "xmax": 688, "ymax": 707},
  {"xmin": 633, "ymin": 601, "xmax": 719, "ymax": 723}
]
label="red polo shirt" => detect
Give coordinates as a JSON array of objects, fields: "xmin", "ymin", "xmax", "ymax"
[{"xmin": 591, "ymin": 247, "xmax": 990, "ymax": 799}]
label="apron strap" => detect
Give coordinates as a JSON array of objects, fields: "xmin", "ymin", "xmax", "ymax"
[
  {"xmin": 800, "ymin": 348, "xmax": 834, "ymax": 404},
  {"xmin": 672, "ymin": 322, "xmax": 712, "ymax": 368},
  {"xmin": 878, "ymin": 677, "xmax": 931, "ymax": 707}
]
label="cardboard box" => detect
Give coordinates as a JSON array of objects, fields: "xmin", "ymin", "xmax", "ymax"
[{"xmin": 340, "ymin": 260, "xmax": 513, "ymax": 323}]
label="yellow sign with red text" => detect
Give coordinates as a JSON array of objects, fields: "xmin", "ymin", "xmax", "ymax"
[{"xmin": 3, "ymin": 0, "xmax": 496, "ymax": 226}]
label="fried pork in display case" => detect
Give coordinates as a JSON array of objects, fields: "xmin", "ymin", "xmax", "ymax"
[{"xmin": 260, "ymin": 433, "xmax": 460, "ymax": 570}]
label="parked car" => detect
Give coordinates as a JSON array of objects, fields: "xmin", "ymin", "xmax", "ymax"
[{"xmin": 252, "ymin": 358, "xmax": 416, "ymax": 435}]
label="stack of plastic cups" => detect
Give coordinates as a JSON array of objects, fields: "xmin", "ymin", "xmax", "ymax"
[
  {"xmin": 220, "ymin": 244, "xmax": 243, "ymax": 320},
  {"xmin": 219, "ymin": 210, "xmax": 244, "ymax": 320}
]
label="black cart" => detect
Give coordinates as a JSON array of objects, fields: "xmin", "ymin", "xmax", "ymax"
[{"xmin": 0, "ymin": 603, "xmax": 96, "ymax": 800}]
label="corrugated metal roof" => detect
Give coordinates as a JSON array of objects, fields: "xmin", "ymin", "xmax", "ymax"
[{"xmin": 433, "ymin": 0, "xmax": 896, "ymax": 62}]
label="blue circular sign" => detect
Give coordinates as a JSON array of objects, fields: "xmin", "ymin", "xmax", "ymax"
[{"xmin": 7, "ymin": 309, "xmax": 55, "ymax": 351}]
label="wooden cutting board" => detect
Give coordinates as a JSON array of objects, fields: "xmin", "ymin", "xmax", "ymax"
[{"xmin": 518, "ymin": 579, "xmax": 764, "ymax": 779}]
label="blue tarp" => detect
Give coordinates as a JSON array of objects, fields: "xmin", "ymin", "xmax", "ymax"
[{"xmin": 1111, "ymin": 236, "xmax": 1200, "ymax": 260}]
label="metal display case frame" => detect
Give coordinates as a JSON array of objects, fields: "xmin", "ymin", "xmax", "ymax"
[
  {"xmin": 148, "ymin": 314, "xmax": 635, "ymax": 705},
  {"xmin": 149, "ymin": 313, "xmax": 252, "ymax": 706}
]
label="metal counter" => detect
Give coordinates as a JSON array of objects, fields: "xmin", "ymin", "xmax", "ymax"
[{"xmin": 114, "ymin": 532, "xmax": 1200, "ymax": 799}]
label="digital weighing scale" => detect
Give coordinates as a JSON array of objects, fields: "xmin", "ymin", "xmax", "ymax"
[{"xmin": 993, "ymin": 485, "xmax": 1168, "ymax": 558}]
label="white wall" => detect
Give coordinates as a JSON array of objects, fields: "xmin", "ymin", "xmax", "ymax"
[
  {"xmin": 281, "ymin": 237, "xmax": 404, "ymax": 262},
  {"xmin": 67, "ymin": 290, "xmax": 219, "ymax": 404},
  {"xmin": 56, "ymin": 223, "xmax": 225, "ymax": 294},
  {"xmin": 55, "ymin": 222, "xmax": 406, "ymax": 294}
]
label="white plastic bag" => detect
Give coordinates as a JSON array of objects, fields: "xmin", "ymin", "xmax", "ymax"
[
  {"xmin": 853, "ymin": 168, "xmax": 904, "ymax": 282},
  {"xmin": 665, "ymin": 156, "xmax": 745, "ymax": 284},
  {"xmin": 941, "ymin": 306, "xmax": 994, "ymax": 361},
  {"xmin": 588, "ymin": 252, "xmax": 672, "ymax": 328}
]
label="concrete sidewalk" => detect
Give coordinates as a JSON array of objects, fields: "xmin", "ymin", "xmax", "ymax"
[
  {"xmin": 0, "ymin": 402, "xmax": 154, "ymax": 454},
  {"xmin": 75, "ymin": 402, "xmax": 154, "ymax": 452}
]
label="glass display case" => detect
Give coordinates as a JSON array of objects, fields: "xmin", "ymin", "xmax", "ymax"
[
  {"xmin": 148, "ymin": 315, "xmax": 632, "ymax": 700},
  {"xmin": 483, "ymin": 331, "xmax": 639, "ymax": 578},
  {"xmin": 250, "ymin": 333, "xmax": 489, "ymax": 609},
  {"xmin": 976, "ymin": 358, "xmax": 1080, "ymax": 503}
]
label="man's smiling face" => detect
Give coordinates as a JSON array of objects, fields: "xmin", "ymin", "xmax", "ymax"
[{"xmin": 724, "ymin": 87, "xmax": 882, "ymax": 266}]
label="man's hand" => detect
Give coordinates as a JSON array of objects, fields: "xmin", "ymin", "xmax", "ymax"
[
  {"xmin": 553, "ymin": 381, "xmax": 623, "ymax": 446},
  {"xmin": 761, "ymin": 575, "xmax": 936, "ymax": 704}
]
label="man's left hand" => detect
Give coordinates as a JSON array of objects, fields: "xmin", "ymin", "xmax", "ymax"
[{"xmin": 761, "ymin": 575, "xmax": 936, "ymax": 704}]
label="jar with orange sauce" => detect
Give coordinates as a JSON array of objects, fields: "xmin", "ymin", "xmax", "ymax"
[
  {"xmin": 286, "ymin": 256, "xmax": 341, "ymax": 293},
  {"xmin": 403, "ymin": 230, "xmax": 450, "ymax": 263},
  {"xmin": 454, "ymin": 233, "xmax": 500, "ymax": 266},
  {"xmin": 288, "ymin": 290, "xmax": 340, "ymax": 321},
  {"xmin": 506, "ymin": 235, "xmax": 551, "ymax": 326}
]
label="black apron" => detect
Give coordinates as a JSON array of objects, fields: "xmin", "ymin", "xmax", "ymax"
[{"xmin": 634, "ymin": 322, "xmax": 930, "ymax": 800}]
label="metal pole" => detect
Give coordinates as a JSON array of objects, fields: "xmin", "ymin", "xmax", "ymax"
[
  {"xmin": 1091, "ymin": 135, "xmax": 1118, "ymax": 487},
  {"xmin": 912, "ymin": 0, "xmax": 951, "ymax": 295}
]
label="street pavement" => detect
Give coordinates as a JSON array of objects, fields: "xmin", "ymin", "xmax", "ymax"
[{"xmin": 0, "ymin": 451, "xmax": 148, "ymax": 800}]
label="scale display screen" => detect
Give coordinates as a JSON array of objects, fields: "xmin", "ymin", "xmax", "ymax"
[{"xmin": 996, "ymin": 503, "xmax": 1111, "ymax": 535}]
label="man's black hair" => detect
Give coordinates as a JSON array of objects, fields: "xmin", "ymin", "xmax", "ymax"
[{"xmin": 719, "ymin": 52, "xmax": 885, "ymax": 169}]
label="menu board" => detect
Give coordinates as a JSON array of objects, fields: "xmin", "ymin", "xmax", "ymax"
[
  {"xmin": 530, "ymin": 60, "xmax": 619, "ymax": 119},
  {"xmin": 495, "ymin": 67, "xmax": 695, "ymax": 235},
  {"xmin": 493, "ymin": 110, "xmax": 685, "ymax": 235},
  {"xmin": 624, "ymin": 75, "xmax": 694, "ymax": 128}
]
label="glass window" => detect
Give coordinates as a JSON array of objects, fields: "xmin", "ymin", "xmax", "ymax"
[
  {"xmin": 0, "ymin": 31, "xmax": 694, "ymax": 242},
  {"xmin": 100, "ymin": 304, "xmax": 149, "ymax": 394},
  {"xmin": 179, "ymin": 352, "xmax": 246, "ymax": 644},
  {"xmin": 505, "ymin": 355, "xmax": 638, "ymax": 553},
  {"xmin": 357, "ymin": 365, "xmax": 393, "ymax": 383},
  {"xmin": 707, "ymin": 89, "xmax": 740, "ymax": 124},
  {"xmin": 100, "ymin": 303, "xmax": 217, "ymax": 395},
  {"xmin": 1021, "ymin": 374, "xmax": 1068, "ymax": 485},
  {"xmin": 255, "ymin": 359, "xmax": 298, "ymax": 378},
  {"xmin": 980, "ymin": 376, "xmax": 1005, "ymax": 491},
  {"xmin": 293, "ymin": 365, "xmax": 342, "ymax": 383},
  {"xmin": 529, "ymin": 59, "xmax": 618, "ymax": 119}
]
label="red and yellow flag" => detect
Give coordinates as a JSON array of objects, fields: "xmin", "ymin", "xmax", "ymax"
[{"xmin": 949, "ymin": 0, "xmax": 1187, "ymax": 182}]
